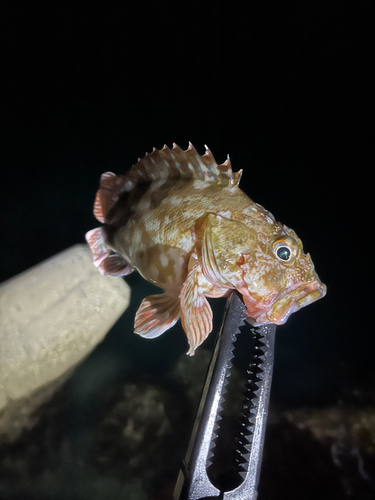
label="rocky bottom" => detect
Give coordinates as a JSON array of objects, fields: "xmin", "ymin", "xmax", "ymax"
[{"xmin": 1, "ymin": 348, "xmax": 375, "ymax": 500}]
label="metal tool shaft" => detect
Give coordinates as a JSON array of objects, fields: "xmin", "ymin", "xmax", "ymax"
[
  {"xmin": 224, "ymin": 322, "xmax": 276, "ymax": 499},
  {"xmin": 174, "ymin": 293, "xmax": 276, "ymax": 500}
]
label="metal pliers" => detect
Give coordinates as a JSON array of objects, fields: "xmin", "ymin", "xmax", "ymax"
[{"xmin": 174, "ymin": 292, "xmax": 276, "ymax": 500}]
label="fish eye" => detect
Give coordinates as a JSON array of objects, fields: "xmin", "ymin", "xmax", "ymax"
[
  {"xmin": 272, "ymin": 237, "xmax": 296, "ymax": 263},
  {"xmin": 276, "ymin": 246, "xmax": 291, "ymax": 261}
]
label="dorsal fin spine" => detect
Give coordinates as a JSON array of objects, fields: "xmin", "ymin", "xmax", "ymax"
[{"xmin": 93, "ymin": 143, "xmax": 241, "ymax": 223}]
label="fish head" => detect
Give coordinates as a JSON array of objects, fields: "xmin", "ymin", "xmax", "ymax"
[
  {"xmin": 201, "ymin": 212, "xmax": 326, "ymax": 325},
  {"xmin": 239, "ymin": 224, "xmax": 327, "ymax": 325}
]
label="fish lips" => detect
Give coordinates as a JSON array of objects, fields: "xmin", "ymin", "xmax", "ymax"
[{"xmin": 254, "ymin": 279, "xmax": 327, "ymax": 325}]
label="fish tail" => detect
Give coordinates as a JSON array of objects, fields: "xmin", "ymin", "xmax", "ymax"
[
  {"xmin": 93, "ymin": 171, "xmax": 124, "ymax": 224},
  {"xmin": 85, "ymin": 227, "xmax": 108, "ymax": 266},
  {"xmin": 85, "ymin": 227, "xmax": 133, "ymax": 277}
]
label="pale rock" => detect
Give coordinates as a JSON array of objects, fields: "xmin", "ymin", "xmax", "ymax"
[{"xmin": 0, "ymin": 244, "xmax": 130, "ymax": 440}]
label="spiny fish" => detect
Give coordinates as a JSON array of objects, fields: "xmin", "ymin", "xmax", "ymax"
[{"xmin": 86, "ymin": 143, "xmax": 326, "ymax": 355}]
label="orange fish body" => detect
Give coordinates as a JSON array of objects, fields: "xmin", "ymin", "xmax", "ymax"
[{"xmin": 86, "ymin": 143, "xmax": 326, "ymax": 355}]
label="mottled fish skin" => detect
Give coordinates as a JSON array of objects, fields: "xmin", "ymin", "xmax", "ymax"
[{"xmin": 86, "ymin": 143, "xmax": 327, "ymax": 355}]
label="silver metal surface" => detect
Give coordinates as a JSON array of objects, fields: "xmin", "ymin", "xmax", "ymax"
[
  {"xmin": 174, "ymin": 292, "xmax": 276, "ymax": 500},
  {"xmin": 223, "ymin": 322, "xmax": 275, "ymax": 499}
]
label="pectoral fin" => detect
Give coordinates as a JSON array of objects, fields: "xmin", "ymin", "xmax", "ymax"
[
  {"xmin": 134, "ymin": 293, "xmax": 180, "ymax": 338},
  {"xmin": 179, "ymin": 263, "xmax": 213, "ymax": 356}
]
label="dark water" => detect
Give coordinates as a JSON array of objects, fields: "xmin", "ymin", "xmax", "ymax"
[{"xmin": 0, "ymin": 1, "xmax": 373, "ymax": 498}]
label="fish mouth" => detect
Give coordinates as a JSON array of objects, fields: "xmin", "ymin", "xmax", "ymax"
[{"xmin": 260, "ymin": 279, "xmax": 327, "ymax": 325}]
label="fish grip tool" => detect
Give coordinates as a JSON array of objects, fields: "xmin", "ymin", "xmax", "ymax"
[{"xmin": 174, "ymin": 292, "xmax": 276, "ymax": 500}]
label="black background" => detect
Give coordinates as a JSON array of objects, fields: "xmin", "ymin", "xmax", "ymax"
[{"xmin": 0, "ymin": 0, "xmax": 373, "ymax": 496}]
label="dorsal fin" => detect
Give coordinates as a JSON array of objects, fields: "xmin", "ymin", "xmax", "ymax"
[{"xmin": 93, "ymin": 143, "xmax": 242, "ymax": 224}]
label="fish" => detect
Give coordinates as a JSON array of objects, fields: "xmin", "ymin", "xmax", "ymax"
[{"xmin": 86, "ymin": 143, "xmax": 326, "ymax": 355}]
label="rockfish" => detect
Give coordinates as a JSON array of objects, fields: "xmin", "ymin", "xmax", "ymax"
[{"xmin": 86, "ymin": 143, "xmax": 326, "ymax": 355}]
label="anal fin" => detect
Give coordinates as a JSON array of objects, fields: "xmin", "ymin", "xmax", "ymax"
[
  {"xmin": 179, "ymin": 263, "xmax": 213, "ymax": 356},
  {"xmin": 134, "ymin": 293, "xmax": 180, "ymax": 338}
]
